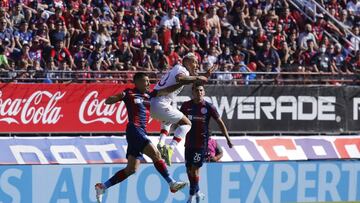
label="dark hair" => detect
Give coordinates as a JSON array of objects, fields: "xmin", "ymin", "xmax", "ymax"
[
  {"xmin": 192, "ymin": 81, "xmax": 204, "ymax": 90},
  {"xmin": 133, "ymin": 72, "xmax": 148, "ymax": 82}
]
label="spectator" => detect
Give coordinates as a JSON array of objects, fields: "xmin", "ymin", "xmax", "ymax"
[
  {"xmin": 165, "ymin": 43, "xmax": 180, "ymax": 67},
  {"xmin": 50, "ymin": 40, "xmax": 74, "ymax": 68},
  {"xmin": 148, "ymin": 39, "xmax": 164, "ymax": 70},
  {"xmin": 238, "ymin": 61, "xmax": 257, "ymax": 85},
  {"xmin": 350, "ymin": 26, "xmax": 360, "ymax": 52},
  {"xmin": 312, "ymin": 44, "xmax": 333, "ymax": 73},
  {"xmin": 279, "ymin": 7, "xmax": 298, "ymax": 34},
  {"xmin": 216, "ymin": 63, "xmax": 233, "ymax": 84},
  {"xmin": 103, "ymin": 41, "xmax": 116, "ymax": 69},
  {"xmin": 299, "ymin": 39, "xmax": 318, "ymax": 72},
  {"xmin": 49, "ymin": 20, "xmax": 70, "ymax": 47},
  {"xmin": 0, "ymin": 45, "xmax": 10, "ymax": 80},
  {"xmin": 179, "ymin": 27, "xmax": 200, "ymax": 52},
  {"xmin": 299, "ymin": 24, "xmax": 318, "ymax": 50},
  {"xmin": 272, "ymin": 24, "xmax": 287, "ymax": 50},
  {"xmin": 0, "ymin": 0, "xmax": 357, "ymax": 84},
  {"xmin": 14, "ymin": 21, "xmax": 32, "ymax": 49},
  {"xmin": 10, "ymin": 4, "xmax": 25, "ymax": 27},
  {"xmin": 278, "ymin": 41, "xmax": 295, "ymax": 70},
  {"xmin": 0, "ymin": 18, "xmax": 14, "ymax": 49},
  {"xmin": 159, "ymin": 7, "xmax": 181, "ymax": 52},
  {"xmin": 256, "ymin": 40, "xmax": 281, "ymax": 73},
  {"xmin": 331, "ymin": 43, "xmax": 348, "ymax": 73},
  {"xmin": 206, "ymin": 5, "xmax": 221, "ymax": 36},
  {"xmin": 134, "ymin": 46, "xmax": 154, "ymax": 71},
  {"xmin": 206, "ymin": 135, "xmax": 223, "ymax": 162},
  {"xmin": 88, "ymin": 43, "xmax": 105, "ymax": 71},
  {"xmin": 95, "ymin": 24, "xmax": 112, "ymax": 47},
  {"xmin": 29, "ymin": 37, "xmax": 43, "ymax": 63},
  {"xmin": 115, "ymin": 42, "xmax": 133, "ymax": 66}
]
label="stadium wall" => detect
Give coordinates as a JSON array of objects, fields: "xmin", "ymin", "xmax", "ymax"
[
  {"xmin": 2, "ymin": 83, "xmax": 360, "ymax": 133},
  {"xmin": 0, "ymin": 161, "xmax": 359, "ymax": 203}
]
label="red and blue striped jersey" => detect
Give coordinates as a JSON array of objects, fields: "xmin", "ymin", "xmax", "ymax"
[
  {"xmin": 123, "ymin": 88, "xmax": 151, "ymax": 129},
  {"xmin": 180, "ymin": 100, "xmax": 220, "ymax": 149}
]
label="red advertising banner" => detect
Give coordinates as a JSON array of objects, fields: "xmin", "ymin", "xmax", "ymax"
[{"xmin": 0, "ymin": 83, "xmax": 160, "ymax": 133}]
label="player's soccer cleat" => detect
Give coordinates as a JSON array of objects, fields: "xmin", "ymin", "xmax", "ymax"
[
  {"xmin": 186, "ymin": 195, "xmax": 194, "ymax": 203},
  {"xmin": 163, "ymin": 145, "xmax": 174, "ymax": 166},
  {"xmin": 157, "ymin": 142, "xmax": 165, "ymax": 156},
  {"xmin": 187, "ymin": 192, "xmax": 205, "ymax": 203},
  {"xmin": 95, "ymin": 183, "xmax": 105, "ymax": 203},
  {"xmin": 170, "ymin": 181, "xmax": 188, "ymax": 193},
  {"xmin": 195, "ymin": 192, "xmax": 206, "ymax": 202}
]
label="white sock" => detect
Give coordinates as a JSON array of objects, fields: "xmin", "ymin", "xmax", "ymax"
[
  {"xmin": 159, "ymin": 123, "xmax": 171, "ymax": 145},
  {"xmin": 170, "ymin": 124, "xmax": 191, "ymax": 149}
]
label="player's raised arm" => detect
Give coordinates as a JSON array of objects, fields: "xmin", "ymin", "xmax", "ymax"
[
  {"xmin": 105, "ymin": 92, "xmax": 126, "ymax": 104},
  {"xmin": 154, "ymin": 82, "xmax": 186, "ymax": 97},
  {"xmin": 215, "ymin": 117, "xmax": 233, "ymax": 148},
  {"xmin": 175, "ymin": 73, "xmax": 208, "ymax": 84},
  {"xmin": 202, "ymin": 63, "xmax": 218, "ymax": 78}
]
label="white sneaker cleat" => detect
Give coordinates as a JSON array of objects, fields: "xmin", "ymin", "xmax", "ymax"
[
  {"xmin": 95, "ymin": 183, "xmax": 105, "ymax": 203},
  {"xmin": 170, "ymin": 181, "xmax": 188, "ymax": 193},
  {"xmin": 195, "ymin": 192, "xmax": 205, "ymax": 203},
  {"xmin": 186, "ymin": 195, "xmax": 194, "ymax": 203}
]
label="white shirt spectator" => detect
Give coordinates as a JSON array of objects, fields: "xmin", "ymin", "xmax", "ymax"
[
  {"xmin": 350, "ymin": 35, "xmax": 360, "ymax": 52},
  {"xmin": 347, "ymin": 1, "xmax": 360, "ymax": 16},
  {"xmin": 160, "ymin": 15, "xmax": 181, "ymax": 30},
  {"xmin": 217, "ymin": 69, "xmax": 233, "ymax": 82},
  {"xmin": 299, "ymin": 32, "xmax": 317, "ymax": 50}
]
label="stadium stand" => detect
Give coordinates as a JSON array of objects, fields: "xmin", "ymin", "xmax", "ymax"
[{"xmin": 0, "ymin": 0, "xmax": 358, "ymax": 85}]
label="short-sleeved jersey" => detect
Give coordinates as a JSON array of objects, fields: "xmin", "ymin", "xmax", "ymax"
[
  {"xmin": 153, "ymin": 64, "xmax": 189, "ymax": 104},
  {"xmin": 123, "ymin": 88, "xmax": 151, "ymax": 129},
  {"xmin": 180, "ymin": 100, "xmax": 220, "ymax": 149}
]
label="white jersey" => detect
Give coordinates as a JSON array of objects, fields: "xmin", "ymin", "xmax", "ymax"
[{"xmin": 154, "ymin": 64, "xmax": 189, "ymax": 104}]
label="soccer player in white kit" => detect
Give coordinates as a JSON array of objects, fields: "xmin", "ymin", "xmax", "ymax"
[{"xmin": 151, "ymin": 53, "xmax": 213, "ymax": 166}]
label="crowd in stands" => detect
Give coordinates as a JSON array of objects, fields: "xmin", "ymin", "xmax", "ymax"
[{"xmin": 0, "ymin": 0, "xmax": 359, "ymax": 84}]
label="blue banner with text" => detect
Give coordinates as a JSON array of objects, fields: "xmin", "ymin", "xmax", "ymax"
[{"xmin": 0, "ymin": 161, "xmax": 359, "ymax": 203}]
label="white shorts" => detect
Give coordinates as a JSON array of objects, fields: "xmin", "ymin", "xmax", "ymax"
[{"xmin": 150, "ymin": 98, "xmax": 184, "ymax": 125}]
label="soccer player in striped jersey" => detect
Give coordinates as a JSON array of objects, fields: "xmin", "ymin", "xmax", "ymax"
[
  {"xmin": 94, "ymin": 72, "xmax": 187, "ymax": 203},
  {"xmin": 180, "ymin": 82, "xmax": 233, "ymax": 203}
]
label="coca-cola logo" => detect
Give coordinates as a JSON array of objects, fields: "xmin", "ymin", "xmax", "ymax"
[
  {"xmin": 79, "ymin": 91, "xmax": 128, "ymax": 124},
  {"xmin": 0, "ymin": 91, "xmax": 65, "ymax": 124}
]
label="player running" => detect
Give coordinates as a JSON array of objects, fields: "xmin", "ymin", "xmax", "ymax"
[
  {"xmin": 95, "ymin": 72, "xmax": 187, "ymax": 203},
  {"xmin": 151, "ymin": 53, "xmax": 215, "ymax": 166},
  {"xmin": 181, "ymin": 83, "xmax": 233, "ymax": 203}
]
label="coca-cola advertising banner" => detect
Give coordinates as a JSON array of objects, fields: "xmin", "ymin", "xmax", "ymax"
[
  {"xmin": 177, "ymin": 85, "xmax": 360, "ymax": 133},
  {"xmin": 1, "ymin": 136, "xmax": 359, "ymax": 164},
  {"xmin": 0, "ymin": 83, "xmax": 160, "ymax": 133},
  {"xmin": 3, "ymin": 84, "xmax": 360, "ymax": 133}
]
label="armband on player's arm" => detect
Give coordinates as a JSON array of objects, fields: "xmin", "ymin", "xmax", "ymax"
[{"xmin": 105, "ymin": 92, "xmax": 125, "ymax": 104}]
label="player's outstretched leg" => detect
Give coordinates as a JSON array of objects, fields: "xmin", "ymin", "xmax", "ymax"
[
  {"xmin": 94, "ymin": 156, "xmax": 139, "ymax": 203},
  {"xmin": 157, "ymin": 123, "xmax": 171, "ymax": 155},
  {"xmin": 163, "ymin": 116, "xmax": 191, "ymax": 166},
  {"xmin": 143, "ymin": 143, "xmax": 188, "ymax": 192}
]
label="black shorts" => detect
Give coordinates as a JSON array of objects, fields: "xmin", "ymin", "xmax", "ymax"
[
  {"xmin": 126, "ymin": 123, "xmax": 150, "ymax": 159},
  {"xmin": 185, "ymin": 148, "xmax": 206, "ymax": 168}
]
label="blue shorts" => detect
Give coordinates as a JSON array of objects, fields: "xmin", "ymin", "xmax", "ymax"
[
  {"xmin": 126, "ymin": 123, "xmax": 151, "ymax": 159},
  {"xmin": 185, "ymin": 148, "xmax": 206, "ymax": 168}
]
